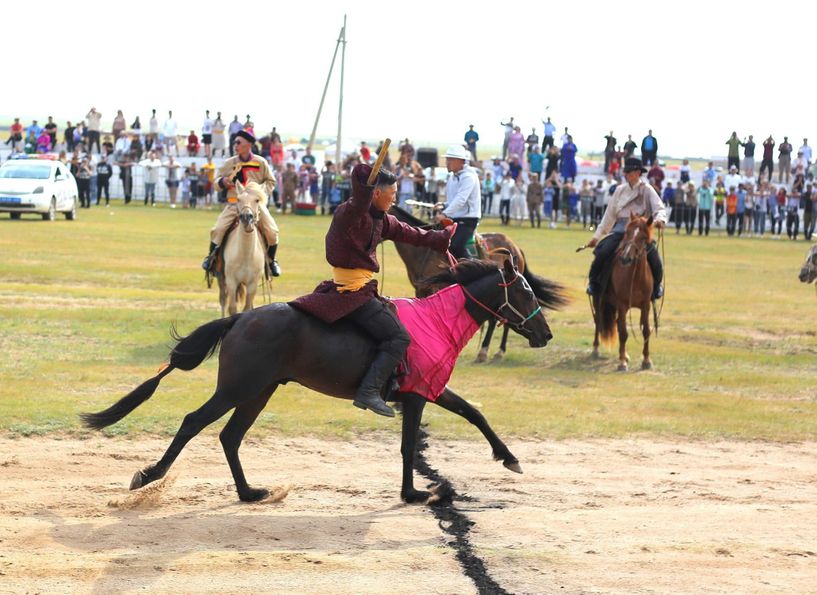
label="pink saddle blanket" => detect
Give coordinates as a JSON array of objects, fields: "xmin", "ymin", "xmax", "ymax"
[{"xmin": 392, "ymin": 284, "xmax": 479, "ymax": 402}]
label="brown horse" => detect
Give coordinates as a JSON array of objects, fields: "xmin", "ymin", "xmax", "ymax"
[
  {"xmin": 389, "ymin": 206, "xmax": 567, "ymax": 362},
  {"xmin": 592, "ymin": 214, "xmax": 655, "ymax": 371}
]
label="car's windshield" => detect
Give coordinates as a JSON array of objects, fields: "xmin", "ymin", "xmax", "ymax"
[{"xmin": 0, "ymin": 164, "xmax": 52, "ymax": 180}]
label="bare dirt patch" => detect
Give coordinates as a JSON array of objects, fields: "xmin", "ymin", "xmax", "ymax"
[{"xmin": 1, "ymin": 435, "xmax": 815, "ymax": 593}]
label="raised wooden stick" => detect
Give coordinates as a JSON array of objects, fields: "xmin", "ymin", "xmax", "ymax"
[{"xmin": 367, "ymin": 138, "xmax": 391, "ymax": 185}]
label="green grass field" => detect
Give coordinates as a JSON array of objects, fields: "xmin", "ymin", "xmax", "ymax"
[{"xmin": 1, "ymin": 202, "xmax": 815, "ymax": 441}]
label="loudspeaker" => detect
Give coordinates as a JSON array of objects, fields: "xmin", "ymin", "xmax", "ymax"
[{"xmin": 416, "ymin": 148, "xmax": 438, "ymax": 169}]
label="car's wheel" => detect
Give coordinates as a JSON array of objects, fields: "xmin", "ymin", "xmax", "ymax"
[
  {"xmin": 42, "ymin": 198, "xmax": 56, "ymax": 221},
  {"xmin": 10, "ymin": 212, "xmax": 21, "ymax": 220},
  {"xmin": 64, "ymin": 198, "xmax": 77, "ymax": 221}
]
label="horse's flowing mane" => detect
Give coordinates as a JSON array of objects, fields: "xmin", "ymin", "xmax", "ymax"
[
  {"xmin": 389, "ymin": 205, "xmax": 431, "ymax": 228},
  {"xmin": 420, "ymin": 259, "xmax": 499, "ymax": 290}
]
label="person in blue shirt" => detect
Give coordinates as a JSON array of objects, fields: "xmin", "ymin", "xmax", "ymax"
[
  {"xmin": 527, "ymin": 145, "xmax": 545, "ymax": 178},
  {"xmin": 641, "ymin": 129, "xmax": 658, "ymax": 165},
  {"xmin": 464, "ymin": 125, "xmax": 479, "ymax": 161},
  {"xmin": 26, "ymin": 120, "xmax": 42, "ymax": 139},
  {"xmin": 542, "ymin": 117, "xmax": 556, "ymax": 150}
]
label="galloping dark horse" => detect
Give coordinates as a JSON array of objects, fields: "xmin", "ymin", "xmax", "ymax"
[
  {"xmin": 389, "ymin": 206, "xmax": 567, "ymax": 362},
  {"xmin": 592, "ymin": 214, "xmax": 655, "ymax": 371},
  {"xmin": 82, "ymin": 259, "xmax": 560, "ymax": 504}
]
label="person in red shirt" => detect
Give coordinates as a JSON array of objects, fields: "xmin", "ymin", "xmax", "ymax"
[
  {"xmin": 5, "ymin": 118, "xmax": 23, "ymax": 151},
  {"xmin": 725, "ymin": 186, "xmax": 738, "ymax": 236},
  {"xmin": 359, "ymin": 141, "xmax": 371, "ymax": 163},
  {"xmin": 187, "ymin": 130, "xmax": 200, "ymax": 156}
]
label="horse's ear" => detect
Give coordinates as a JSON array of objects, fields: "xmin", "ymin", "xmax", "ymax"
[
  {"xmin": 629, "ymin": 212, "xmax": 637, "ymax": 221},
  {"xmin": 503, "ymin": 258, "xmax": 516, "ymax": 278},
  {"xmin": 235, "ymin": 180, "xmax": 244, "ymax": 196},
  {"xmin": 647, "ymin": 215, "xmax": 654, "ymax": 227}
]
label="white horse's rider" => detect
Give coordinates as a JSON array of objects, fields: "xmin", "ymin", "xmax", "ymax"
[{"xmin": 202, "ymin": 130, "xmax": 281, "ymax": 276}]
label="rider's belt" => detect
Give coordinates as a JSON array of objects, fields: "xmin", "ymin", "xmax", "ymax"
[
  {"xmin": 452, "ymin": 217, "xmax": 479, "ymax": 224},
  {"xmin": 332, "ymin": 267, "xmax": 374, "ymax": 293}
]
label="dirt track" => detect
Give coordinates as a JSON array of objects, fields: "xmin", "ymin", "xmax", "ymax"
[{"xmin": 1, "ymin": 435, "xmax": 816, "ymax": 594}]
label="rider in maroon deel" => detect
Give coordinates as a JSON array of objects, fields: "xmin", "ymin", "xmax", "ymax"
[{"xmin": 291, "ymin": 163, "xmax": 455, "ymax": 417}]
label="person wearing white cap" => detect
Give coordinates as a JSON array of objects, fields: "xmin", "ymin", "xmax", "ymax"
[{"xmin": 436, "ymin": 144, "xmax": 481, "ymax": 259}]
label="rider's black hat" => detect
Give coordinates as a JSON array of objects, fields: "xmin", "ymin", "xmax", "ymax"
[{"xmin": 623, "ymin": 157, "xmax": 648, "ymax": 173}]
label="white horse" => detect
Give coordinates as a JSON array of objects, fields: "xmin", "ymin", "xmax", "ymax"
[
  {"xmin": 799, "ymin": 244, "xmax": 817, "ymax": 284},
  {"xmin": 218, "ymin": 181, "xmax": 267, "ymax": 316}
]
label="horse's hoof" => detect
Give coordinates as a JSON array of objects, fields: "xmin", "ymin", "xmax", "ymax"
[
  {"xmin": 591, "ymin": 349, "xmax": 600, "ymax": 359},
  {"xmin": 475, "ymin": 350, "xmax": 488, "ymax": 363},
  {"xmin": 129, "ymin": 470, "xmax": 146, "ymax": 490},
  {"xmin": 641, "ymin": 360, "xmax": 653, "ymax": 370},
  {"xmin": 491, "ymin": 350, "xmax": 505, "ymax": 362},
  {"xmin": 239, "ymin": 487, "xmax": 270, "ymax": 502},
  {"xmin": 401, "ymin": 489, "xmax": 431, "ymax": 504},
  {"xmin": 503, "ymin": 461, "xmax": 523, "ymax": 474},
  {"xmin": 616, "ymin": 363, "xmax": 628, "ymax": 372}
]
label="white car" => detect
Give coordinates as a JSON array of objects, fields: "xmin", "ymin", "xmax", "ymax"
[{"xmin": 0, "ymin": 156, "xmax": 78, "ymax": 220}]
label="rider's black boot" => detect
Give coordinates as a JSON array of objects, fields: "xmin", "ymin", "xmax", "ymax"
[
  {"xmin": 647, "ymin": 241, "xmax": 664, "ymax": 300},
  {"xmin": 202, "ymin": 241, "xmax": 218, "ymax": 271},
  {"xmin": 353, "ymin": 351, "xmax": 398, "ymax": 418},
  {"xmin": 267, "ymin": 244, "xmax": 281, "ymax": 277}
]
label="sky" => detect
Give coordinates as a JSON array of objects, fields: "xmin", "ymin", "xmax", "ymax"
[{"xmin": 6, "ymin": 0, "xmax": 815, "ymax": 159}]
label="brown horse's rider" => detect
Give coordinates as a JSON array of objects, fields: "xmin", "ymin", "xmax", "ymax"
[
  {"xmin": 291, "ymin": 163, "xmax": 455, "ymax": 417},
  {"xmin": 586, "ymin": 157, "xmax": 667, "ymax": 299},
  {"xmin": 202, "ymin": 130, "xmax": 281, "ymax": 276}
]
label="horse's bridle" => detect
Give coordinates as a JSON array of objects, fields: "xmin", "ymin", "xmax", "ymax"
[
  {"xmin": 238, "ymin": 205, "xmax": 257, "ymax": 233},
  {"xmin": 618, "ymin": 226, "xmax": 648, "ymax": 265},
  {"xmin": 456, "ymin": 259, "xmax": 542, "ymax": 332}
]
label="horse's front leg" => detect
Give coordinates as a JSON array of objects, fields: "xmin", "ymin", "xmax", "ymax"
[
  {"xmin": 617, "ymin": 306, "xmax": 629, "ymax": 371},
  {"xmin": 434, "ymin": 387, "xmax": 521, "ymax": 473},
  {"xmin": 476, "ymin": 320, "xmax": 496, "ymax": 363},
  {"xmin": 493, "ymin": 325, "xmax": 510, "ymax": 361},
  {"xmin": 640, "ymin": 304, "xmax": 652, "ymax": 370},
  {"xmin": 399, "ymin": 392, "xmax": 429, "ymax": 503},
  {"xmin": 226, "ymin": 280, "xmax": 239, "ymax": 316},
  {"xmin": 243, "ymin": 279, "xmax": 258, "ymax": 312}
]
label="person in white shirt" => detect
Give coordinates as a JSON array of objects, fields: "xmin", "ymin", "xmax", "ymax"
[
  {"xmin": 436, "ymin": 144, "xmax": 481, "ymax": 259},
  {"xmin": 162, "ymin": 110, "xmax": 178, "ymax": 156},
  {"xmin": 799, "ymin": 139, "xmax": 812, "ymax": 168},
  {"xmin": 724, "ymin": 166, "xmax": 742, "ymax": 197},
  {"xmin": 586, "ymin": 157, "xmax": 667, "ymax": 300},
  {"xmin": 212, "ymin": 112, "xmax": 226, "ymax": 157},
  {"xmin": 139, "ymin": 150, "xmax": 163, "ymax": 206},
  {"xmin": 202, "ymin": 110, "xmax": 214, "ymax": 158}
]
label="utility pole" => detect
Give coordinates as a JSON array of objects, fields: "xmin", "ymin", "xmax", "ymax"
[
  {"xmin": 306, "ymin": 15, "xmax": 347, "ymax": 167},
  {"xmin": 335, "ymin": 15, "xmax": 347, "ymax": 167}
]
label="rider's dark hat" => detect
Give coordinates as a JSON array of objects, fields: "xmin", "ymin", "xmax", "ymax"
[
  {"xmin": 235, "ymin": 129, "xmax": 256, "ymax": 144},
  {"xmin": 623, "ymin": 157, "xmax": 647, "ymax": 173}
]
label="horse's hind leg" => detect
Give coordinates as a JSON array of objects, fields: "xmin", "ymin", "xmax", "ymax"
[
  {"xmin": 399, "ymin": 392, "xmax": 428, "ymax": 503},
  {"xmin": 220, "ymin": 385, "xmax": 277, "ymax": 502},
  {"xmin": 434, "ymin": 387, "xmax": 521, "ymax": 473},
  {"xmin": 493, "ymin": 325, "xmax": 510, "ymax": 361},
  {"xmin": 616, "ymin": 308, "xmax": 629, "ymax": 372},
  {"xmin": 130, "ymin": 392, "xmax": 235, "ymax": 490},
  {"xmin": 640, "ymin": 305, "xmax": 652, "ymax": 370},
  {"xmin": 476, "ymin": 320, "xmax": 496, "ymax": 363},
  {"xmin": 592, "ymin": 298, "xmax": 601, "ymax": 358}
]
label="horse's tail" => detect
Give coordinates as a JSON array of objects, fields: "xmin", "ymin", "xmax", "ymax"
[
  {"xmin": 80, "ymin": 314, "xmax": 242, "ymax": 430},
  {"xmin": 520, "ymin": 253, "xmax": 570, "ymax": 311},
  {"xmin": 597, "ymin": 299, "xmax": 618, "ymax": 344}
]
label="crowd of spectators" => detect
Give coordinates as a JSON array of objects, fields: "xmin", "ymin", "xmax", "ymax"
[{"xmin": 4, "ymin": 110, "xmax": 816, "ymax": 240}]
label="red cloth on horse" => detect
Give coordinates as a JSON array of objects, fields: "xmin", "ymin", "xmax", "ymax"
[
  {"xmin": 290, "ymin": 163, "xmax": 450, "ymax": 323},
  {"xmin": 393, "ymin": 284, "xmax": 479, "ymax": 402}
]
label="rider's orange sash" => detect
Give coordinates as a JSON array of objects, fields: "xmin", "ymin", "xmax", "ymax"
[{"xmin": 332, "ymin": 267, "xmax": 374, "ymax": 293}]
